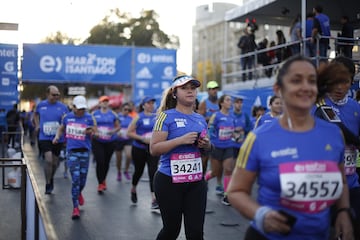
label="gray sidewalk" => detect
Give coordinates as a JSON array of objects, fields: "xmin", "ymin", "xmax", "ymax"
[{"xmin": 3, "ymin": 138, "xmax": 251, "ymax": 239}]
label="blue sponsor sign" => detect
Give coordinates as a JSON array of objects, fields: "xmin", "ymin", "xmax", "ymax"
[
  {"xmin": 22, "ymin": 43, "xmax": 132, "ymax": 84},
  {"xmin": 224, "ymin": 87, "xmax": 274, "ymax": 116},
  {"xmin": 0, "ymin": 44, "xmax": 18, "ymax": 110},
  {"xmin": 132, "ymin": 47, "xmax": 176, "ymax": 105}
]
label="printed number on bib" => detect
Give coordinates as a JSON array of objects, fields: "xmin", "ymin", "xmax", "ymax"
[
  {"xmin": 344, "ymin": 146, "xmax": 357, "ymax": 175},
  {"xmin": 170, "ymin": 152, "xmax": 203, "ymax": 183},
  {"xmin": 97, "ymin": 126, "xmax": 112, "ymax": 140},
  {"xmin": 43, "ymin": 121, "xmax": 59, "ymax": 136},
  {"xmin": 218, "ymin": 127, "xmax": 233, "ymax": 140},
  {"xmin": 66, "ymin": 123, "xmax": 86, "ymax": 140},
  {"xmin": 279, "ymin": 161, "xmax": 343, "ymax": 213}
]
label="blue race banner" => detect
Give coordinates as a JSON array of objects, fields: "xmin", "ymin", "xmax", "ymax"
[
  {"xmin": 0, "ymin": 44, "xmax": 18, "ymax": 110},
  {"xmin": 132, "ymin": 47, "xmax": 176, "ymax": 105},
  {"xmin": 224, "ymin": 87, "xmax": 274, "ymax": 116},
  {"xmin": 22, "ymin": 43, "xmax": 132, "ymax": 84}
]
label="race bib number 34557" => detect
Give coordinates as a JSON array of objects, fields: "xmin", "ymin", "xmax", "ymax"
[{"xmin": 279, "ymin": 161, "xmax": 343, "ymax": 213}]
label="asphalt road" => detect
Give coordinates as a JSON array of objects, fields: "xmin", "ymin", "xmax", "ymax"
[{"xmin": 6, "ymin": 138, "xmax": 251, "ymax": 240}]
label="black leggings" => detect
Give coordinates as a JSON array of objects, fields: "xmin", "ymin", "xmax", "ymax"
[
  {"xmin": 154, "ymin": 171, "xmax": 207, "ymax": 240},
  {"xmin": 7, "ymin": 125, "xmax": 18, "ymax": 147},
  {"xmin": 92, "ymin": 139, "xmax": 115, "ymax": 184},
  {"xmin": 131, "ymin": 145, "xmax": 159, "ymax": 192}
]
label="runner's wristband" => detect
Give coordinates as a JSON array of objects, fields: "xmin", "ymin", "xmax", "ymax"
[
  {"xmin": 335, "ymin": 207, "xmax": 353, "ymax": 219},
  {"xmin": 254, "ymin": 206, "xmax": 272, "ymax": 233}
]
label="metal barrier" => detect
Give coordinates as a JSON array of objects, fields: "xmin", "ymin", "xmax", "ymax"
[
  {"xmin": 222, "ymin": 35, "xmax": 360, "ymax": 87},
  {"xmin": 1, "ymin": 126, "xmax": 58, "ymax": 240},
  {"xmin": 0, "ymin": 157, "xmax": 27, "ymax": 240}
]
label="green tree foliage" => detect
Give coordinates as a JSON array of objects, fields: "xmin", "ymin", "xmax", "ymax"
[
  {"xmin": 23, "ymin": 8, "xmax": 179, "ymax": 101},
  {"xmin": 42, "ymin": 31, "xmax": 80, "ymax": 44},
  {"xmin": 85, "ymin": 9, "xmax": 179, "ymax": 49}
]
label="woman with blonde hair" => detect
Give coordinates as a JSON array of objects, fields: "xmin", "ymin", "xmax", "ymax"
[{"xmin": 150, "ymin": 75, "xmax": 212, "ymax": 239}]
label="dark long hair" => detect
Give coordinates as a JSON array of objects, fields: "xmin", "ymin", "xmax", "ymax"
[{"xmin": 275, "ymin": 55, "xmax": 316, "ymax": 87}]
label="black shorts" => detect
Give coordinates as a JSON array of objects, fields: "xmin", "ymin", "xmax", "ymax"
[
  {"xmin": 114, "ymin": 139, "xmax": 132, "ymax": 151},
  {"xmin": 210, "ymin": 146, "xmax": 234, "ymax": 161},
  {"xmin": 38, "ymin": 140, "xmax": 63, "ymax": 157}
]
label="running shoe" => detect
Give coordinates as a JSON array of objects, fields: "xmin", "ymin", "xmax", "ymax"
[
  {"xmin": 97, "ymin": 183, "xmax": 105, "ymax": 194},
  {"xmin": 215, "ymin": 185, "xmax": 224, "ymax": 196},
  {"xmin": 102, "ymin": 180, "xmax": 107, "ymax": 190},
  {"xmin": 221, "ymin": 196, "xmax": 231, "ymax": 206},
  {"xmin": 151, "ymin": 199, "xmax": 159, "ymax": 209},
  {"xmin": 204, "ymin": 171, "xmax": 212, "ymax": 181},
  {"xmin": 78, "ymin": 193, "xmax": 85, "ymax": 206},
  {"xmin": 117, "ymin": 172, "xmax": 122, "ymax": 182},
  {"xmin": 124, "ymin": 171, "xmax": 131, "ymax": 181},
  {"xmin": 45, "ymin": 183, "xmax": 52, "ymax": 194},
  {"xmin": 131, "ymin": 190, "xmax": 137, "ymax": 204},
  {"xmin": 72, "ymin": 207, "xmax": 80, "ymax": 220}
]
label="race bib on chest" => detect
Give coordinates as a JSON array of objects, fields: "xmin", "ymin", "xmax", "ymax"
[
  {"xmin": 142, "ymin": 132, "xmax": 153, "ymax": 139},
  {"xmin": 43, "ymin": 121, "xmax": 59, "ymax": 136},
  {"xmin": 97, "ymin": 126, "xmax": 112, "ymax": 140},
  {"xmin": 344, "ymin": 146, "xmax": 357, "ymax": 175},
  {"xmin": 170, "ymin": 152, "xmax": 203, "ymax": 183},
  {"xmin": 233, "ymin": 128, "xmax": 245, "ymax": 143},
  {"xmin": 218, "ymin": 126, "xmax": 233, "ymax": 140},
  {"xmin": 66, "ymin": 123, "xmax": 86, "ymax": 140},
  {"xmin": 118, "ymin": 128, "xmax": 129, "ymax": 139},
  {"xmin": 279, "ymin": 161, "xmax": 343, "ymax": 213}
]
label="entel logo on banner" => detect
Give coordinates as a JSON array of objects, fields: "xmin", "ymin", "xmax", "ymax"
[
  {"xmin": 137, "ymin": 53, "xmax": 151, "ymax": 64},
  {"xmin": 40, "ymin": 55, "xmax": 62, "ymax": 73},
  {"xmin": 137, "ymin": 52, "xmax": 175, "ymax": 64}
]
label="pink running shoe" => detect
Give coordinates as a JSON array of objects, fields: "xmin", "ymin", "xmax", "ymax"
[
  {"xmin": 124, "ymin": 171, "xmax": 131, "ymax": 181},
  {"xmin": 78, "ymin": 193, "xmax": 85, "ymax": 206},
  {"xmin": 117, "ymin": 172, "xmax": 122, "ymax": 181},
  {"xmin": 72, "ymin": 207, "xmax": 80, "ymax": 219},
  {"xmin": 97, "ymin": 184, "xmax": 105, "ymax": 194}
]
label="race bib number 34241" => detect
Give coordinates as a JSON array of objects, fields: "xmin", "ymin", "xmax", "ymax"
[{"xmin": 170, "ymin": 152, "xmax": 203, "ymax": 183}]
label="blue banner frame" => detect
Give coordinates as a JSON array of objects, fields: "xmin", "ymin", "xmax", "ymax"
[{"xmin": 0, "ymin": 43, "xmax": 18, "ymax": 110}]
